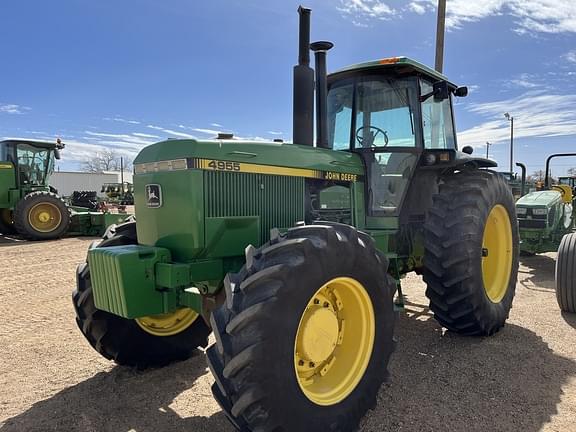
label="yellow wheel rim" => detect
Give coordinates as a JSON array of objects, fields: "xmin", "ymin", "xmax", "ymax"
[
  {"xmin": 28, "ymin": 202, "xmax": 62, "ymax": 233},
  {"xmin": 481, "ymin": 204, "xmax": 513, "ymax": 303},
  {"xmin": 135, "ymin": 308, "xmax": 199, "ymax": 337},
  {"xmin": 294, "ymin": 277, "xmax": 375, "ymax": 406}
]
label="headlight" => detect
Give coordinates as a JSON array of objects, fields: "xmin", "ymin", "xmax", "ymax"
[
  {"xmin": 533, "ymin": 208, "xmax": 547, "ymax": 215},
  {"xmin": 516, "ymin": 207, "xmax": 527, "ymax": 215}
]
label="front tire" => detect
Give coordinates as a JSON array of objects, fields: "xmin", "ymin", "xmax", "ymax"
[
  {"xmin": 13, "ymin": 191, "xmax": 71, "ymax": 240},
  {"xmin": 207, "ymin": 223, "xmax": 395, "ymax": 431},
  {"xmin": 556, "ymin": 233, "xmax": 576, "ymax": 313},
  {"xmin": 423, "ymin": 170, "xmax": 519, "ymax": 335},
  {"xmin": 72, "ymin": 221, "xmax": 211, "ymax": 368}
]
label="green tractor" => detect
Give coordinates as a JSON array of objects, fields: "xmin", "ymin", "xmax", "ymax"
[
  {"xmin": 516, "ymin": 153, "xmax": 575, "ymax": 255},
  {"xmin": 0, "ymin": 139, "xmax": 131, "ymax": 240},
  {"xmin": 0, "ymin": 139, "xmax": 72, "ymax": 239},
  {"xmin": 72, "ymin": 7, "xmax": 519, "ymax": 431},
  {"xmin": 102, "ymin": 182, "xmax": 134, "ymax": 205}
]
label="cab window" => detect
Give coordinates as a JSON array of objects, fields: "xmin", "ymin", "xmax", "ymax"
[
  {"xmin": 420, "ymin": 79, "xmax": 456, "ymax": 149},
  {"xmin": 355, "ymin": 79, "xmax": 416, "ymax": 148}
]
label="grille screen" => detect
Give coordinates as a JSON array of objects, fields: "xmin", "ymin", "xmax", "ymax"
[{"xmin": 205, "ymin": 171, "xmax": 305, "ymax": 244}]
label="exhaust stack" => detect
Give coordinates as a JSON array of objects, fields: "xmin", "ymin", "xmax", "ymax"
[
  {"xmin": 292, "ymin": 6, "xmax": 314, "ymax": 146},
  {"xmin": 310, "ymin": 41, "xmax": 333, "ymax": 149}
]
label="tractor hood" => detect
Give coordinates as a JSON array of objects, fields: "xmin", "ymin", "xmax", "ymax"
[
  {"xmin": 134, "ymin": 139, "xmax": 364, "ymax": 177},
  {"xmin": 516, "ymin": 190, "xmax": 562, "ymax": 208}
]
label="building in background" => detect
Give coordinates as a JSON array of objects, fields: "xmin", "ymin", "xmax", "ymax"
[{"xmin": 51, "ymin": 171, "xmax": 133, "ymax": 197}]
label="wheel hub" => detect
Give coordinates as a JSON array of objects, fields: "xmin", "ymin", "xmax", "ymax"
[
  {"xmin": 294, "ymin": 277, "xmax": 375, "ymax": 406},
  {"xmin": 28, "ymin": 202, "xmax": 62, "ymax": 233},
  {"xmin": 296, "ymin": 302, "xmax": 339, "ymax": 364}
]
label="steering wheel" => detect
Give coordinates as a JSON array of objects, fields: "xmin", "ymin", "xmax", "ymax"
[{"xmin": 356, "ymin": 126, "xmax": 389, "ymax": 147}]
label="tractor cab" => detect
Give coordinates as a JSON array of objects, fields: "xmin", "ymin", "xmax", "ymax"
[
  {"xmin": 0, "ymin": 139, "xmax": 63, "ymax": 190},
  {"xmin": 324, "ymin": 58, "xmax": 489, "ymax": 227}
]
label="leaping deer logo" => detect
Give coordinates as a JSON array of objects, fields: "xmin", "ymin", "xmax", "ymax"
[{"xmin": 146, "ymin": 185, "xmax": 162, "ymax": 207}]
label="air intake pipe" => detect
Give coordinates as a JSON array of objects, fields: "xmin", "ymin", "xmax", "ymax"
[
  {"xmin": 292, "ymin": 6, "xmax": 314, "ymax": 146},
  {"xmin": 311, "ymin": 41, "xmax": 334, "ymax": 149},
  {"xmin": 515, "ymin": 162, "xmax": 526, "ymax": 197}
]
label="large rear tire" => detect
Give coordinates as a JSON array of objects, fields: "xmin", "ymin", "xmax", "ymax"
[
  {"xmin": 423, "ymin": 170, "xmax": 519, "ymax": 335},
  {"xmin": 13, "ymin": 191, "xmax": 71, "ymax": 240},
  {"xmin": 72, "ymin": 220, "xmax": 211, "ymax": 368},
  {"xmin": 556, "ymin": 233, "xmax": 576, "ymax": 313},
  {"xmin": 207, "ymin": 223, "xmax": 395, "ymax": 431}
]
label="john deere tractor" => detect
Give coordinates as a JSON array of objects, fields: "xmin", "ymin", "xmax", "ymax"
[
  {"xmin": 516, "ymin": 153, "xmax": 575, "ymax": 255},
  {"xmin": 72, "ymin": 7, "xmax": 519, "ymax": 431},
  {"xmin": 0, "ymin": 139, "xmax": 131, "ymax": 240},
  {"xmin": 0, "ymin": 139, "xmax": 72, "ymax": 239}
]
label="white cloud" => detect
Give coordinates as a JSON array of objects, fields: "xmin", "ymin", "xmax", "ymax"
[
  {"xmin": 132, "ymin": 132, "xmax": 160, "ymax": 138},
  {"xmin": 0, "ymin": 103, "xmax": 30, "ymax": 114},
  {"xmin": 267, "ymin": 131, "xmax": 284, "ymax": 135},
  {"xmin": 564, "ymin": 50, "xmax": 576, "ymax": 63},
  {"xmin": 192, "ymin": 128, "xmax": 221, "ymax": 136},
  {"xmin": 342, "ymin": 0, "xmax": 576, "ymax": 33},
  {"xmin": 458, "ymin": 90, "xmax": 576, "ymax": 148},
  {"xmin": 338, "ymin": 0, "xmax": 396, "ymax": 26},
  {"xmin": 146, "ymin": 124, "xmax": 197, "ymax": 139},
  {"xmin": 104, "ymin": 117, "xmax": 141, "ymax": 125},
  {"xmin": 408, "ymin": 2, "xmax": 428, "ymax": 15},
  {"xmin": 210, "ymin": 122, "xmax": 223, "ymax": 127}
]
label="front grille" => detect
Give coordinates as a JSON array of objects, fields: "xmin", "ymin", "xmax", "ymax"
[
  {"xmin": 518, "ymin": 219, "xmax": 546, "ymax": 229},
  {"xmin": 205, "ymin": 171, "xmax": 305, "ymax": 244}
]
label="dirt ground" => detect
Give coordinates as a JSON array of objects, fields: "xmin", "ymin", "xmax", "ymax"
[{"xmin": 0, "ymin": 236, "xmax": 575, "ymax": 432}]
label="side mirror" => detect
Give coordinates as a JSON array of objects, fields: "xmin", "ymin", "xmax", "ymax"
[
  {"xmin": 433, "ymin": 81, "xmax": 450, "ymax": 101},
  {"xmin": 462, "ymin": 146, "xmax": 474, "ymax": 155},
  {"xmin": 454, "ymin": 86, "xmax": 468, "ymax": 97},
  {"xmin": 54, "ymin": 149, "xmax": 61, "ymax": 160}
]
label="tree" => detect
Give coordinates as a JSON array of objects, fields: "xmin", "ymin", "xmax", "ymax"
[
  {"xmin": 531, "ymin": 170, "xmax": 545, "ymax": 182},
  {"xmin": 82, "ymin": 150, "xmax": 131, "ymax": 172}
]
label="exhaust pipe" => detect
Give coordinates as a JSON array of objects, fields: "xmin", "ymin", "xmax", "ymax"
[
  {"xmin": 310, "ymin": 41, "xmax": 333, "ymax": 149},
  {"xmin": 292, "ymin": 6, "xmax": 314, "ymax": 146},
  {"xmin": 516, "ymin": 162, "xmax": 527, "ymax": 197}
]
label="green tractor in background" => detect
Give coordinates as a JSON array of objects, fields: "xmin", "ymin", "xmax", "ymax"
[
  {"xmin": 0, "ymin": 139, "xmax": 131, "ymax": 240},
  {"xmin": 102, "ymin": 182, "xmax": 134, "ymax": 205},
  {"xmin": 72, "ymin": 7, "xmax": 519, "ymax": 431},
  {"xmin": 516, "ymin": 153, "xmax": 575, "ymax": 256},
  {"xmin": 0, "ymin": 139, "xmax": 71, "ymax": 239}
]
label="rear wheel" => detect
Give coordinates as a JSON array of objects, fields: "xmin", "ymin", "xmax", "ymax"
[
  {"xmin": 423, "ymin": 170, "xmax": 519, "ymax": 335},
  {"xmin": 13, "ymin": 192, "xmax": 71, "ymax": 240},
  {"xmin": 72, "ymin": 221, "xmax": 211, "ymax": 368},
  {"xmin": 207, "ymin": 223, "xmax": 395, "ymax": 431},
  {"xmin": 556, "ymin": 233, "xmax": 576, "ymax": 313}
]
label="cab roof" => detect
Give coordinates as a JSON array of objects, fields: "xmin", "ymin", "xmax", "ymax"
[
  {"xmin": 0, "ymin": 139, "xmax": 61, "ymax": 150},
  {"xmin": 330, "ymin": 56, "xmax": 458, "ymax": 88}
]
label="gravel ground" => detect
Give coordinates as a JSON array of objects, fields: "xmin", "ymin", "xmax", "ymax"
[{"xmin": 0, "ymin": 236, "xmax": 575, "ymax": 432}]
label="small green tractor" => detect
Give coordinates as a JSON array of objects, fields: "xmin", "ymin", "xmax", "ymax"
[
  {"xmin": 0, "ymin": 139, "xmax": 130, "ymax": 240},
  {"xmin": 516, "ymin": 153, "xmax": 575, "ymax": 255},
  {"xmin": 72, "ymin": 7, "xmax": 519, "ymax": 431},
  {"xmin": 102, "ymin": 182, "xmax": 134, "ymax": 205}
]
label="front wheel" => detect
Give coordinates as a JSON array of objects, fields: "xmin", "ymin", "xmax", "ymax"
[
  {"xmin": 207, "ymin": 223, "xmax": 396, "ymax": 431},
  {"xmin": 423, "ymin": 170, "xmax": 519, "ymax": 335},
  {"xmin": 72, "ymin": 221, "xmax": 211, "ymax": 368}
]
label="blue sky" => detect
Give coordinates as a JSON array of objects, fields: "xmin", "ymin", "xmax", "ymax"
[{"xmin": 1, "ymin": 0, "xmax": 576, "ymax": 176}]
